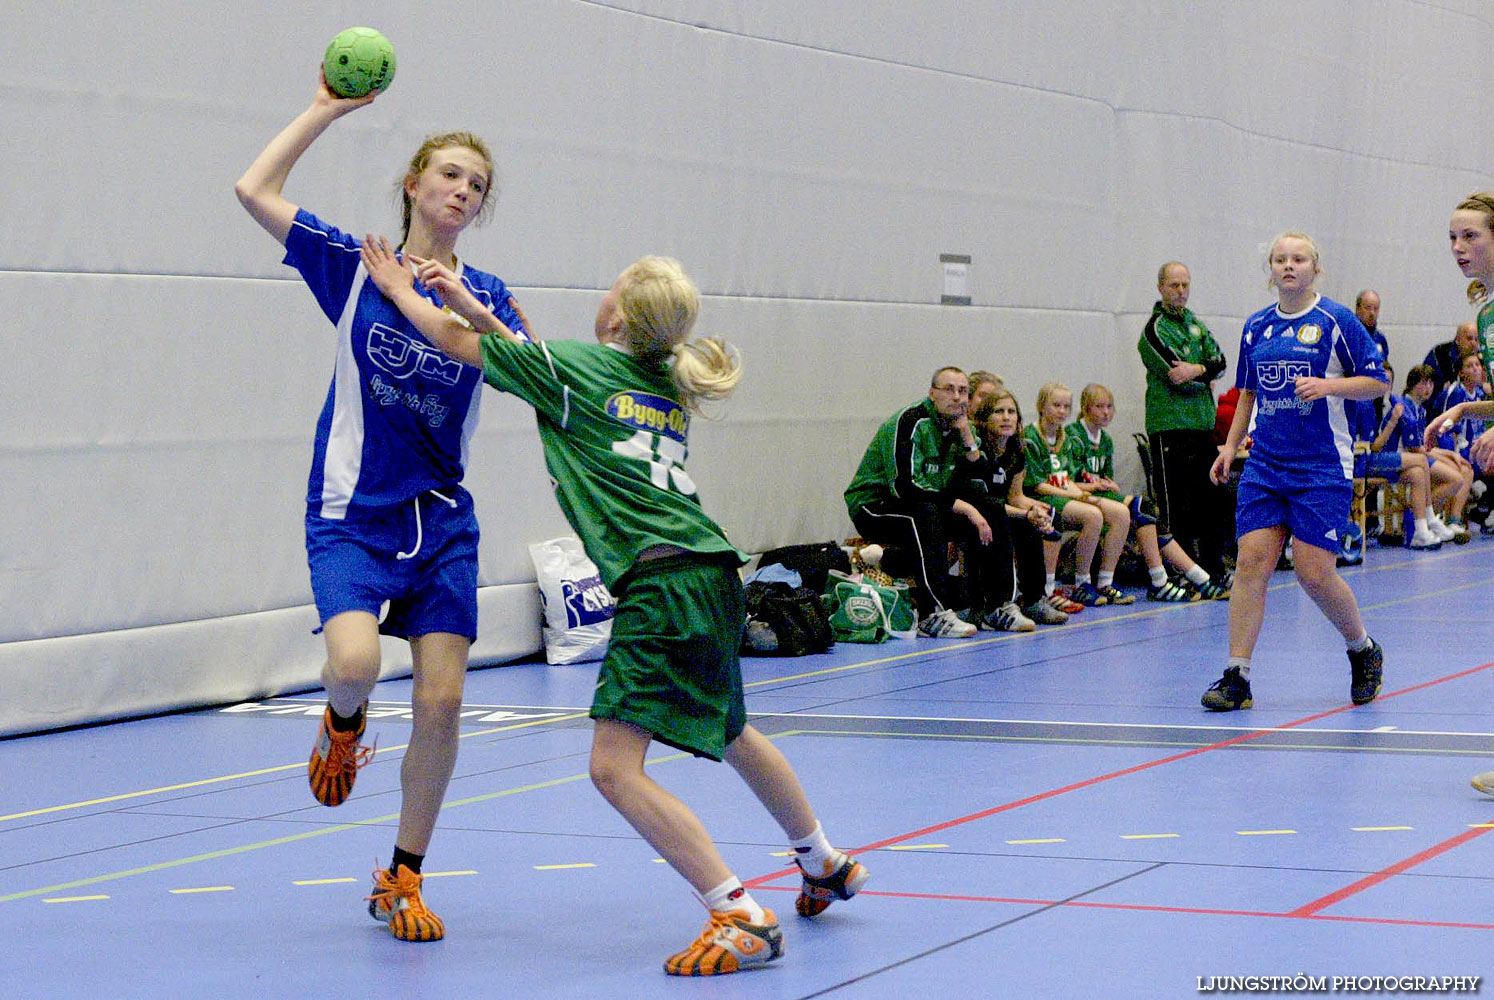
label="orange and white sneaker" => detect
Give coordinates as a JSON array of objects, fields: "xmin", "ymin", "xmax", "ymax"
[
  {"xmin": 366, "ymin": 864, "xmax": 445, "ymax": 942},
  {"xmin": 663, "ymin": 908, "xmax": 783, "ymax": 976},
  {"xmin": 307, "ymin": 704, "xmax": 374, "ymax": 807},
  {"xmin": 795, "ymin": 853, "xmax": 871, "ymax": 917}
]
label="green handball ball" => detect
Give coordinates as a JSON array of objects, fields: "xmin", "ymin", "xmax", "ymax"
[{"xmin": 323, "ymin": 27, "xmax": 396, "ymax": 98}]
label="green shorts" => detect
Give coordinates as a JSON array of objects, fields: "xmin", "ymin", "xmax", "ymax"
[{"xmin": 590, "ymin": 553, "xmax": 746, "ymax": 762}]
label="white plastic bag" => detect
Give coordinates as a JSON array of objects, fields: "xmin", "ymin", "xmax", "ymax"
[{"xmin": 528, "ymin": 536, "xmax": 615, "ymax": 664}]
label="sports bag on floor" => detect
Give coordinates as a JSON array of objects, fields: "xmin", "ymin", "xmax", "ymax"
[{"xmin": 742, "ymin": 581, "xmax": 835, "ymax": 656}]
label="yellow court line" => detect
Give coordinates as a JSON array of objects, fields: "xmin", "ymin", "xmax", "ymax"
[
  {"xmin": 1237, "ymin": 829, "xmax": 1297, "ymax": 836},
  {"xmin": 293, "ymin": 878, "xmax": 357, "ymax": 886},
  {"xmin": 1352, "ymin": 826, "xmax": 1413, "ymax": 832},
  {"xmin": 169, "ymin": 886, "xmax": 234, "ymax": 894},
  {"xmin": 534, "ymin": 863, "xmax": 597, "ymax": 871},
  {"xmin": 0, "ymin": 711, "xmax": 590, "ymax": 824},
  {"xmin": 43, "ymin": 896, "xmax": 108, "ymax": 903},
  {"xmin": 1006, "ymin": 838, "xmax": 1065, "ymax": 845},
  {"xmin": 1120, "ymin": 833, "xmax": 1179, "ymax": 840},
  {"xmin": 423, "ymin": 870, "xmax": 478, "ymax": 878},
  {"xmin": 887, "ymin": 844, "xmax": 948, "ymax": 850},
  {"xmin": 0, "ymin": 742, "xmax": 708, "ymax": 904}
]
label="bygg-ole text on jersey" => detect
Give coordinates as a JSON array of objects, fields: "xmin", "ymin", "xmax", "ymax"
[
  {"xmin": 476, "ymin": 337, "xmax": 745, "ymax": 590},
  {"xmin": 1235, "ymin": 294, "xmax": 1386, "ymax": 485},
  {"xmin": 283, "ymin": 209, "xmax": 529, "ymax": 520}
]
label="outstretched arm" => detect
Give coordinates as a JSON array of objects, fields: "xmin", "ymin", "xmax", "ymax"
[
  {"xmin": 234, "ymin": 74, "xmax": 375, "ymax": 245},
  {"xmin": 360, "ymin": 236, "xmax": 486, "ymax": 367}
]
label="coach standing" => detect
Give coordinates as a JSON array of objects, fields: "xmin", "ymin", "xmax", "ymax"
[{"xmin": 1138, "ymin": 261, "xmax": 1232, "ymax": 580}]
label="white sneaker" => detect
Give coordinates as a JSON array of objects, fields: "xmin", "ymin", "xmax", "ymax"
[
  {"xmin": 918, "ymin": 609, "xmax": 978, "ymax": 638},
  {"xmin": 983, "ymin": 602, "xmax": 1036, "ymax": 632},
  {"xmin": 1408, "ymin": 526, "xmax": 1443, "ymax": 550},
  {"xmin": 1429, "ymin": 514, "xmax": 1457, "ymax": 542}
]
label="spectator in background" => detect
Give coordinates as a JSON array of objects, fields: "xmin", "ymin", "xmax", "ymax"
[
  {"xmin": 969, "ymin": 370, "xmax": 1004, "ymax": 413},
  {"xmin": 1422, "ymin": 321, "xmax": 1479, "ymax": 416},
  {"xmin": 844, "ymin": 368, "xmax": 988, "ymax": 637},
  {"xmin": 1355, "ymin": 289, "xmax": 1389, "ymax": 366},
  {"xmin": 1138, "ymin": 261, "xmax": 1232, "ymax": 579}
]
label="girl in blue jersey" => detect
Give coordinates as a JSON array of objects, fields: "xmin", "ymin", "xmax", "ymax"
[
  {"xmin": 360, "ymin": 242, "xmax": 868, "ymax": 976},
  {"xmin": 1201, "ymin": 232, "xmax": 1388, "ymax": 712},
  {"xmin": 234, "ymin": 75, "xmax": 528, "ymax": 942}
]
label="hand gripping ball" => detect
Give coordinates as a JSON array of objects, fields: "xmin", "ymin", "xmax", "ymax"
[{"xmin": 323, "ymin": 27, "xmax": 396, "ymax": 98}]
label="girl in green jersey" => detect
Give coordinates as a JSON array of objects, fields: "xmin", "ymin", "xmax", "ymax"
[{"xmin": 359, "ymin": 239, "xmax": 868, "ymax": 976}]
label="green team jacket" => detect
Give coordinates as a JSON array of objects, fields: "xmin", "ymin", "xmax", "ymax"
[
  {"xmin": 845, "ymin": 398, "xmax": 966, "ymax": 519},
  {"xmin": 1137, "ymin": 301, "xmax": 1226, "ymax": 434}
]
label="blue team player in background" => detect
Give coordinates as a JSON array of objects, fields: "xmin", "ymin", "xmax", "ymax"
[
  {"xmin": 1201, "ymin": 232, "xmax": 1389, "ymax": 712},
  {"xmin": 236, "ymin": 72, "xmax": 528, "ymax": 942}
]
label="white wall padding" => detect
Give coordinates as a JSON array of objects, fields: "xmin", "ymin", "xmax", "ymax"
[{"xmin": 2, "ymin": 1, "xmax": 1491, "ymax": 735}]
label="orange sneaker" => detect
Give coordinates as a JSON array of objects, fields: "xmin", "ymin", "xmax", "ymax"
[
  {"xmin": 307, "ymin": 704, "xmax": 374, "ymax": 807},
  {"xmin": 367, "ymin": 864, "xmax": 445, "ymax": 942},
  {"xmin": 795, "ymin": 853, "xmax": 870, "ymax": 917},
  {"xmin": 663, "ymin": 908, "xmax": 782, "ymax": 976}
]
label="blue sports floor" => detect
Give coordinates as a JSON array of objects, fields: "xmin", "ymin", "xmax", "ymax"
[{"xmin": 5, "ymin": 542, "xmax": 1493, "ymax": 999}]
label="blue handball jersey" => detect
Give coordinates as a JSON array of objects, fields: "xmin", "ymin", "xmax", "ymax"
[
  {"xmin": 1381, "ymin": 394, "xmax": 1426, "ymax": 453},
  {"xmin": 283, "ymin": 209, "xmax": 527, "ymax": 520},
  {"xmin": 1235, "ymin": 294, "xmax": 1386, "ymax": 484}
]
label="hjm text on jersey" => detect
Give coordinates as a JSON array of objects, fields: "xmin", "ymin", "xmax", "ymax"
[
  {"xmin": 1235, "ymin": 295, "xmax": 1386, "ymax": 483},
  {"xmin": 283, "ymin": 209, "xmax": 527, "ymax": 520}
]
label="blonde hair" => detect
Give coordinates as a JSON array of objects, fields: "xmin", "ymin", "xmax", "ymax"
[
  {"xmin": 1035, "ymin": 381, "xmax": 1071, "ymax": 450},
  {"xmin": 1454, "ymin": 192, "xmax": 1494, "ymax": 304},
  {"xmin": 1265, "ymin": 230, "xmax": 1321, "ymax": 291},
  {"xmin": 397, "ymin": 131, "xmax": 496, "ymax": 243},
  {"xmin": 1079, "ymin": 382, "xmax": 1114, "ymax": 417},
  {"xmin": 615, "ymin": 256, "xmax": 741, "ymax": 412}
]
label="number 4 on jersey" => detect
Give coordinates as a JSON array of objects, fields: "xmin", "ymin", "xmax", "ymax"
[{"xmin": 612, "ymin": 430, "xmax": 697, "ymax": 495}]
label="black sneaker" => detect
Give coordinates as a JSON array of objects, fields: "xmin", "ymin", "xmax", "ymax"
[
  {"xmin": 1348, "ymin": 638, "xmax": 1383, "ymax": 705},
  {"xmin": 1201, "ymin": 666, "xmax": 1252, "ymax": 711}
]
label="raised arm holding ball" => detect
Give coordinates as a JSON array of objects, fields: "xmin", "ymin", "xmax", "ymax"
[{"xmin": 234, "ymin": 52, "xmax": 528, "ymax": 943}]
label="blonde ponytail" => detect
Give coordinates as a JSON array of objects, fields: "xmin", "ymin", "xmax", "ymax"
[{"xmin": 672, "ymin": 337, "xmax": 743, "ymax": 412}]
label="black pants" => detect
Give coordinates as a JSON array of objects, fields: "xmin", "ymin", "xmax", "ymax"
[
  {"xmin": 1005, "ymin": 514, "xmax": 1047, "ymax": 608},
  {"xmin": 853, "ymin": 498, "xmax": 1011, "ymax": 616},
  {"xmin": 955, "ymin": 497, "xmax": 1016, "ymax": 617},
  {"xmin": 1149, "ymin": 429, "xmax": 1232, "ymax": 575}
]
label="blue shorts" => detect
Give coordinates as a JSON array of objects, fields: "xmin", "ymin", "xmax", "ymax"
[
  {"xmin": 305, "ymin": 488, "xmax": 480, "ymax": 641},
  {"xmin": 1235, "ymin": 470, "xmax": 1352, "ymax": 554},
  {"xmin": 1353, "ymin": 451, "xmax": 1403, "ymax": 480}
]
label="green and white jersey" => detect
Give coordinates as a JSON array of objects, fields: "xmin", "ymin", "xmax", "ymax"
[
  {"xmin": 479, "ymin": 336, "xmax": 745, "ymax": 590},
  {"xmin": 1064, "ymin": 420, "xmax": 1114, "ymax": 482},
  {"xmin": 1476, "ymin": 299, "xmax": 1494, "ymax": 388}
]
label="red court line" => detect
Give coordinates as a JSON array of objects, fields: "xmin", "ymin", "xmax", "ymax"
[
  {"xmin": 747, "ymin": 658, "xmax": 1494, "ymax": 911},
  {"xmin": 756, "ymin": 885, "xmax": 1494, "ymax": 931},
  {"xmin": 1288, "ymin": 823, "xmax": 1494, "ymax": 917}
]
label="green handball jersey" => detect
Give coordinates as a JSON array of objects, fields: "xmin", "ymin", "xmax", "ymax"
[
  {"xmin": 1477, "ymin": 299, "xmax": 1494, "ymax": 388},
  {"xmin": 479, "ymin": 337, "xmax": 745, "ymax": 589},
  {"xmin": 1064, "ymin": 421, "xmax": 1115, "ymax": 483}
]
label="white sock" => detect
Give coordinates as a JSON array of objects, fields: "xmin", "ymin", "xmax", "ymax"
[
  {"xmin": 701, "ymin": 876, "xmax": 765, "ymax": 922},
  {"xmin": 1415, "ymin": 517, "xmax": 1430, "ymax": 534},
  {"xmin": 1185, "ymin": 565, "xmax": 1211, "ymax": 586},
  {"xmin": 1097, "ymin": 571, "xmax": 1115, "ymax": 589},
  {"xmin": 1227, "ymin": 656, "xmax": 1251, "ymax": 679},
  {"xmin": 1346, "ymin": 632, "xmax": 1371, "ymax": 653},
  {"xmin": 790, "ymin": 822, "xmax": 839, "ymax": 877},
  {"xmin": 1045, "ymin": 574, "xmax": 1057, "ymax": 596},
  {"xmin": 1148, "ymin": 565, "xmax": 1168, "ymax": 587}
]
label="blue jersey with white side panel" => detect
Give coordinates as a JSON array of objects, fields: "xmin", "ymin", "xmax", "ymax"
[
  {"xmin": 283, "ymin": 209, "xmax": 527, "ymax": 520},
  {"xmin": 1235, "ymin": 294, "xmax": 1386, "ymax": 485}
]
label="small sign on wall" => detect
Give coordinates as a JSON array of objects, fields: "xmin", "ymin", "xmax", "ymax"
[{"xmin": 940, "ymin": 253, "xmax": 971, "ymax": 305}]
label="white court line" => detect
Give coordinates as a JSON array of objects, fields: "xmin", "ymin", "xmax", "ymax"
[{"xmin": 768, "ymin": 711, "xmax": 1494, "ymax": 739}]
